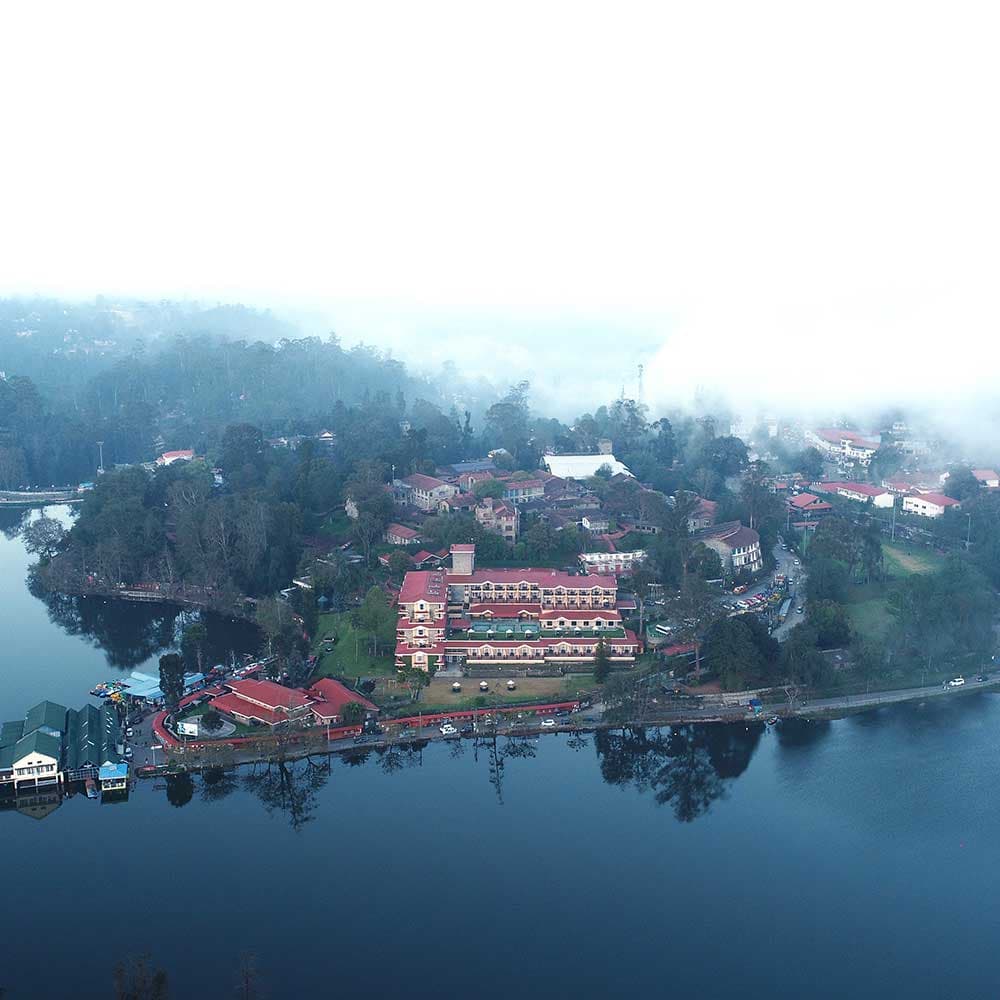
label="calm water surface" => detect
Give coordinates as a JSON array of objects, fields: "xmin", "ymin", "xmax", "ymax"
[{"xmin": 2, "ymin": 509, "xmax": 1000, "ymax": 999}]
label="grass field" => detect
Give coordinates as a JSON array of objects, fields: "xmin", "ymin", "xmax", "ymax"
[
  {"xmin": 414, "ymin": 673, "xmax": 598, "ymax": 713},
  {"xmin": 883, "ymin": 543, "xmax": 945, "ymax": 577},
  {"xmin": 311, "ymin": 611, "xmax": 396, "ymax": 679}
]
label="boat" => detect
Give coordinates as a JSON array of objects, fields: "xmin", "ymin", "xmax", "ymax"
[
  {"xmin": 766, "ymin": 716, "xmax": 779, "ymax": 726},
  {"xmin": 84, "ymin": 778, "xmax": 98, "ymax": 799}
]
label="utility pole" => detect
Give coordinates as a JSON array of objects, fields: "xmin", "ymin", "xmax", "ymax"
[
  {"xmin": 96, "ymin": 440, "xmax": 105, "ymax": 475},
  {"xmin": 967, "ymin": 513, "xmax": 972, "ymax": 550},
  {"xmin": 890, "ymin": 500, "xmax": 896, "ymax": 543}
]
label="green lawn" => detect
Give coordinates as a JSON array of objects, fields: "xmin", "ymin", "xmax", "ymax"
[
  {"xmin": 845, "ymin": 597, "xmax": 892, "ymax": 642},
  {"xmin": 883, "ymin": 543, "xmax": 945, "ymax": 577},
  {"xmin": 311, "ymin": 611, "xmax": 396, "ymax": 679}
]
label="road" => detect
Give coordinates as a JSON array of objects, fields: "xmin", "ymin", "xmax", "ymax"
[{"xmin": 771, "ymin": 541, "xmax": 806, "ymax": 641}]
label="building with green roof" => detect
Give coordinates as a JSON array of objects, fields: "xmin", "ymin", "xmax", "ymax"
[{"xmin": 1, "ymin": 699, "xmax": 124, "ymax": 793}]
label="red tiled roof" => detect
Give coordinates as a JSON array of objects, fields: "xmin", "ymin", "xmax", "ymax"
[
  {"xmin": 973, "ymin": 469, "xmax": 998, "ymax": 482},
  {"xmin": 905, "ymin": 491, "xmax": 960, "ymax": 507},
  {"xmin": 226, "ymin": 678, "xmax": 312, "ymax": 711},
  {"xmin": 787, "ymin": 493, "xmax": 831, "ymax": 510},
  {"xmin": 398, "ymin": 570, "xmax": 448, "ymax": 604},
  {"xmin": 306, "ymin": 678, "xmax": 377, "ymax": 718},
  {"xmin": 386, "ymin": 523, "xmax": 421, "ymax": 540},
  {"xmin": 401, "ymin": 473, "xmax": 450, "ymax": 491},
  {"xmin": 817, "ymin": 481, "xmax": 889, "ymax": 498},
  {"xmin": 410, "ymin": 550, "xmax": 444, "ymax": 566},
  {"xmin": 449, "ymin": 568, "xmax": 617, "ymax": 588},
  {"xmin": 210, "ymin": 691, "xmax": 286, "ymax": 726},
  {"xmin": 450, "ymin": 544, "xmax": 476, "ymax": 552}
]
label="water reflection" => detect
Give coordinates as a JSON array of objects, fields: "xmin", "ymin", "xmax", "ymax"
[
  {"xmin": 241, "ymin": 755, "xmax": 332, "ymax": 831},
  {"xmin": 774, "ymin": 718, "xmax": 832, "ymax": 749},
  {"xmin": 27, "ymin": 583, "xmax": 259, "ymax": 672},
  {"xmin": 595, "ymin": 724, "xmax": 765, "ymax": 822},
  {"xmin": 0, "ymin": 506, "xmax": 30, "ymax": 539}
]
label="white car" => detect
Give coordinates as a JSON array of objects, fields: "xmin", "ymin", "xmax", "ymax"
[
  {"xmin": 439, "ymin": 724, "xmax": 458, "ymax": 735},
  {"xmin": 540, "ymin": 719, "xmax": 556, "ymax": 728},
  {"xmin": 948, "ymin": 677, "xmax": 966, "ymax": 688},
  {"xmin": 125, "ymin": 728, "xmax": 134, "ymax": 738}
]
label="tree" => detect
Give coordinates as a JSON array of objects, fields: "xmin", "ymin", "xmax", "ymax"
[
  {"xmin": 158, "ymin": 652, "xmax": 185, "ymax": 710},
  {"xmin": 806, "ymin": 556, "xmax": 850, "ymax": 603},
  {"xmin": 703, "ymin": 616, "xmax": 780, "ymax": 691},
  {"xmin": 944, "ymin": 467, "xmax": 982, "ymax": 502},
  {"xmin": 179, "ymin": 621, "xmax": 208, "ymax": 674},
  {"xmin": 21, "ymin": 514, "xmax": 64, "ymax": 561},
  {"xmin": 809, "ymin": 600, "xmax": 852, "ymax": 648},
  {"xmin": 472, "ymin": 478, "xmax": 506, "ymax": 499},
  {"xmin": 795, "ymin": 446, "xmax": 825, "ymax": 479},
  {"xmin": 341, "ymin": 701, "xmax": 365, "ymax": 725},
  {"xmin": 351, "ymin": 587, "xmax": 397, "ymax": 656},
  {"xmin": 202, "ymin": 709, "xmax": 223, "ymax": 732},
  {"xmin": 387, "ymin": 549, "xmax": 412, "ymax": 578},
  {"xmin": 593, "ymin": 638, "xmax": 611, "ymax": 683}
]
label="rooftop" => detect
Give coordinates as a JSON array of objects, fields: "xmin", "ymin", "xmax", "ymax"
[
  {"xmin": 400, "ymin": 473, "xmax": 451, "ymax": 491},
  {"xmin": 226, "ymin": 678, "xmax": 313, "ymax": 711}
]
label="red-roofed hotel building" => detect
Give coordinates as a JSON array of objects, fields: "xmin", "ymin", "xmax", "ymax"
[{"xmin": 394, "ymin": 545, "xmax": 639, "ymax": 672}]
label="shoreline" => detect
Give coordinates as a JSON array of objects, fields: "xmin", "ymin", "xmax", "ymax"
[{"xmin": 135, "ymin": 676, "xmax": 1000, "ymax": 778}]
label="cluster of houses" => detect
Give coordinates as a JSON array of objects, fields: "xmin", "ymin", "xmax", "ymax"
[
  {"xmin": 393, "ymin": 543, "xmax": 642, "ymax": 673},
  {"xmin": 372, "ymin": 448, "xmax": 766, "ymax": 584},
  {"xmin": 0, "ymin": 700, "xmax": 127, "ymax": 795},
  {"xmin": 783, "ymin": 476, "xmax": 971, "ymax": 524}
]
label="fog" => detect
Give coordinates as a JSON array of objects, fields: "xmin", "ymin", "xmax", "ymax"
[{"xmin": 2, "ymin": 2, "xmax": 999, "ymax": 444}]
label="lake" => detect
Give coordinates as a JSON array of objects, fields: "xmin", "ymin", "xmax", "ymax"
[{"xmin": 2, "ymin": 508, "xmax": 1000, "ymax": 999}]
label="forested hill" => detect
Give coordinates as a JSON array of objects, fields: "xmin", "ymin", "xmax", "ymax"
[{"xmin": 0, "ymin": 297, "xmax": 463, "ymax": 487}]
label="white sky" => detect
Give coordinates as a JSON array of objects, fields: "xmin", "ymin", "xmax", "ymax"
[{"xmin": 2, "ymin": 1, "xmax": 999, "ymax": 423}]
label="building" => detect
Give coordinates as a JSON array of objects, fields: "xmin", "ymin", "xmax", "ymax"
[
  {"xmin": 813, "ymin": 481, "xmax": 895, "ymax": 508},
  {"xmin": 305, "ymin": 678, "xmax": 379, "ymax": 726},
  {"xmin": 155, "ymin": 449, "xmax": 194, "ymax": 466},
  {"xmin": 693, "ymin": 521, "xmax": 763, "ymax": 575},
  {"xmin": 385, "ymin": 523, "xmax": 422, "ymax": 546},
  {"xmin": 210, "ymin": 679, "xmax": 313, "ymax": 727},
  {"xmin": 973, "ymin": 469, "xmax": 1000, "ymax": 488},
  {"xmin": 579, "ymin": 549, "xmax": 647, "ymax": 575},
  {"xmin": 786, "ymin": 492, "xmax": 833, "ymax": 518},
  {"xmin": 475, "ymin": 497, "xmax": 520, "ymax": 542},
  {"xmin": 542, "ymin": 454, "xmax": 632, "ymax": 479},
  {"xmin": 503, "ymin": 479, "xmax": 546, "ymax": 504},
  {"xmin": 396, "ymin": 473, "xmax": 459, "ymax": 511},
  {"xmin": 805, "ymin": 429, "xmax": 880, "ymax": 468},
  {"xmin": 687, "ymin": 496, "xmax": 719, "ymax": 531},
  {"xmin": 1, "ymin": 700, "xmax": 123, "ymax": 793},
  {"xmin": 581, "ymin": 514, "xmax": 610, "ymax": 533},
  {"xmin": 394, "ymin": 545, "xmax": 639, "ymax": 672},
  {"xmin": 902, "ymin": 492, "xmax": 961, "ymax": 518}
]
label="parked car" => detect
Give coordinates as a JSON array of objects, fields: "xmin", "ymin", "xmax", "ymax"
[
  {"xmin": 541, "ymin": 719, "xmax": 556, "ymax": 728},
  {"xmin": 796, "ymin": 606, "xmax": 804, "ymax": 614},
  {"xmin": 125, "ymin": 728, "xmax": 134, "ymax": 738},
  {"xmin": 977, "ymin": 674, "xmax": 990, "ymax": 682},
  {"xmin": 439, "ymin": 723, "xmax": 458, "ymax": 735},
  {"xmin": 948, "ymin": 677, "xmax": 966, "ymax": 687}
]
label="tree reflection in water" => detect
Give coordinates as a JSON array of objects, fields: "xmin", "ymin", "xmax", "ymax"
[
  {"xmin": 27, "ymin": 582, "xmax": 259, "ymax": 671},
  {"xmin": 241, "ymin": 754, "xmax": 332, "ymax": 831},
  {"xmin": 0, "ymin": 506, "xmax": 30, "ymax": 539},
  {"xmin": 595, "ymin": 723, "xmax": 765, "ymax": 822}
]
